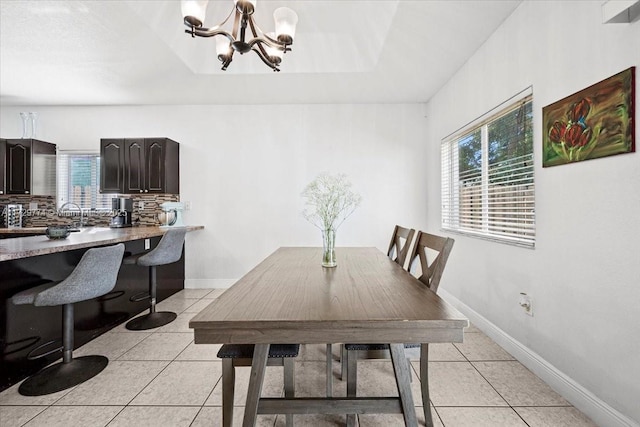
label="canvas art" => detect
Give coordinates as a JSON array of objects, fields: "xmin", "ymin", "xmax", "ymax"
[{"xmin": 542, "ymin": 67, "xmax": 635, "ymax": 167}]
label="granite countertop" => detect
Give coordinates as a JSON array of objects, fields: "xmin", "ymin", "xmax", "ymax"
[
  {"xmin": 0, "ymin": 226, "xmax": 204, "ymax": 262},
  {"xmin": 0, "ymin": 227, "xmax": 49, "ymax": 234}
]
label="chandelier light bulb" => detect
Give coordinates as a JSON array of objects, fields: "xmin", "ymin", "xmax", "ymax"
[
  {"xmin": 215, "ymin": 37, "xmax": 232, "ymax": 60},
  {"xmin": 265, "ymin": 33, "xmax": 284, "ymax": 64},
  {"xmin": 273, "ymin": 7, "xmax": 298, "ymax": 44},
  {"xmin": 181, "ymin": 0, "xmax": 209, "ymax": 27}
]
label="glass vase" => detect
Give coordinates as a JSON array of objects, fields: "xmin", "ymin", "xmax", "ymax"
[
  {"xmin": 322, "ymin": 228, "xmax": 337, "ymax": 268},
  {"xmin": 29, "ymin": 112, "xmax": 38, "ymax": 138},
  {"xmin": 20, "ymin": 112, "xmax": 30, "ymax": 138}
]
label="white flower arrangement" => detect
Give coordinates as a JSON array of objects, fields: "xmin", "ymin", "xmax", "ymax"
[{"xmin": 301, "ymin": 172, "xmax": 362, "ymax": 232}]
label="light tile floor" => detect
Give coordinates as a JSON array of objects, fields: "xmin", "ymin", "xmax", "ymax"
[{"xmin": 0, "ymin": 289, "xmax": 598, "ymax": 427}]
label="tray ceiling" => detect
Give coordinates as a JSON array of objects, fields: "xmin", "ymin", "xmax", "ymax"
[{"xmin": 0, "ymin": 1, "xmax": 521, "ymax": 105}]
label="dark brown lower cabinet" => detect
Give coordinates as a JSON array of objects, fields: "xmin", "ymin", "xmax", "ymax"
[
  {"xmin": 0, "ymin": 139, "xmax": 5, "ymax": 195},
  {"xmin": 0, "ymin": 236, "xmax": 185, "ymax": 391}
]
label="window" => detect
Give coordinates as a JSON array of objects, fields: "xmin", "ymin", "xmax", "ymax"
[
  {"xmin": 441, "ymin": 89, "xmax": 535, "ymax": 247},
  {"xmin": 57, "ymin": 151, "xmax": 116, "ymax": 210}
]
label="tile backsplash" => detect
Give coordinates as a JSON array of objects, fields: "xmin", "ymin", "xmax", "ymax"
[
  {"xmin": 133, "ymin": 194, "xmax": 181, "ymax": 226},
  {"xmin": 0, "ymin": 194, "xmax": 179, "ymax": 228}
]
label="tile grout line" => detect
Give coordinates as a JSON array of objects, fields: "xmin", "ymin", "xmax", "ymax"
[
  {"xmin": 3, "ymin": 293, "xmax": 593, "ymax": 426},
  {"xmin": 105, "ymin": 293, "xmax": 214, "ymax": 425},
  {"xmin": 121, "ymin": 293, "xmax": 222, "ymax": 425},
  {"xmin": 445, "ymin": 341, "xmax": 527, "ymax": 426},
  {"xmin": 186, "ymin": 292, "xmax": 226, "ymax": 427},
  {"xmin": 466, "ymin": 358, "xmax": 534, "ymax": 427}
]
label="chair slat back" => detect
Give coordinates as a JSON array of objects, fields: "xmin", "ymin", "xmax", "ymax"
[
  {"xmin": 408, "ymin": 231, "xmax": 454, "ymax": 293},
  {"xmin": 386, "ymin": 225, "xmax": 416, "ymax": 268}
]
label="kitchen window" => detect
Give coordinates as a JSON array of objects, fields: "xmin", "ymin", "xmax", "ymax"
[
  {"xmin": 57, "ymin": 151, "xmax": 116, "ymax": 211},
  {"xmin": 441, "ymin": 88, "xmax": 535, "ymax": 247}
]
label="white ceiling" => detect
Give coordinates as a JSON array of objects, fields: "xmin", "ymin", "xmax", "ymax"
[{"xmin": 0, "ymin": 0, "xmax": 521, "ymax": 106}]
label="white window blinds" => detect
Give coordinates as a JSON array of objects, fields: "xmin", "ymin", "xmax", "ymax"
[
  {"xmin": 56, "ymin": 151, "xmax": 116, "ymax": 210},
  {"xmin": 441, "ymin": 89, "xmax": 535, "ymax": 247}
]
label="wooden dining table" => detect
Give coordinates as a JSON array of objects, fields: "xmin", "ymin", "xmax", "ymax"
[{"xmin": 189, "ymin": 247, "xmax": 468, "ymax": 427}]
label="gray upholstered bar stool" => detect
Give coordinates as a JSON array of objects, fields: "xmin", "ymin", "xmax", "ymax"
[
  {"xmin": 11, "ymin": 243, "xmax": 125, "ymax": 396},
  {"xmin": 217, "ymin": 344, "xmax": 299, "ymax": 427},
  {"xmin": 124, "ymin": 228, "xmax": 186, "ymax": 330}
]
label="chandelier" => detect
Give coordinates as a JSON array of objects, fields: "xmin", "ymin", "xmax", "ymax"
[{"xmin": 181, "ymin": 0, "xmax": 298, "ymax": 72}]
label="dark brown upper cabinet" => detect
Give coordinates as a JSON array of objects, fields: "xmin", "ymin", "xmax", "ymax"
[
  {"xmin": 1, "ymin": 139, "xmax": 56, "ymax": 195},
  {"xmin": 6, "ymin": 139, "xmax": 31, "ymax": 194},
  {"xmin": 100, "ymin": 138, "xmax": 179, "ymax": 194},
  {"xmin": 100, "ymin": 138, "xmax": 125, "ymax": 193}
]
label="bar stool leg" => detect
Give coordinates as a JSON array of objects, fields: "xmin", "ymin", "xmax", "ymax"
[
  {"xmin": 18, "ymin": 304, "xmax": 109, "ymax": 396},
  {"xmin": 149, "ymin": 265, "xmax": 157, "ymax": 314},
  {"xmin": 62, "ymin": 304, "xmax": 73, "ymax": 363},
  {"xmin": 125, "ymin": 266, "xmax": 177, "ymax": 330}
]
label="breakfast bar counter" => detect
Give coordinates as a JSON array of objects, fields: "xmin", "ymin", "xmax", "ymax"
[
  {"xmin": 0, "ymin": 225, "xmax": 203, "ymax": 391},
  {"xmin": 0, "ymin": 227, "xmax": 50, "ymax": 235},
  {"xmin": 0, "ymin": 226, "xmax": 204, "ymax": 262}
]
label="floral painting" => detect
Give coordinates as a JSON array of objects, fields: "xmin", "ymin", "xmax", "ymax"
[{"xmin": 542, "ymin": 67, "xmax": 635, "ymax": 167}]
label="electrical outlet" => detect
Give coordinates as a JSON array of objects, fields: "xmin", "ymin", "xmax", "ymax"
[
  {"xmin": 139, "ymin": 201, "xmax": 145, "ymax": 210},
  {"xmin": 184, "ymin": 201, "xmax": 191, "ymax": 211},
  {"xmin": 519, "ymin": 292, "xmax": 533, "ymax": 316},
  {"xmin": 145, "ymin": 238, "xmax": 150, "ymax": 250}
]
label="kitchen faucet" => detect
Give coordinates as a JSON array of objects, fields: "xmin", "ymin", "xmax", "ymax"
[{"xmin": 59, "ymin": 202, "xmax": 86, "ymax": 228}]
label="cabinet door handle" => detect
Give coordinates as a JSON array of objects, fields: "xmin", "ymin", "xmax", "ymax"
[
  {"xmin": 139, "ymin": 190, "xmax": 143, "ymax": 193},
  {"xmin": 144, "ymin": 189, "xmax": 148, "ymax": 193},
  {"xmin": 25, "ymin": 191, "xmax": 29, "ymax": 194}
]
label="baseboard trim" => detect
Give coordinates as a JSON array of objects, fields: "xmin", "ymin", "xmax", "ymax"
[
  {"xmin": 438, "ymin": 289, "xmax": 639, "ymax": 427},
  {"xmin": 184, "ymin": 278, "xmax": 236, "ymax": 289}
]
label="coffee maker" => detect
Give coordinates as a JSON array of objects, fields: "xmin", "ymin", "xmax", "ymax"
[{"xmin": 109, "ymin": 198, "xmax": 133, "ymax": 228}]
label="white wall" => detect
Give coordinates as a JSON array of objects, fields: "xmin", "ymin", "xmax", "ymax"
[
  {"xmin": 423, "ymin": 1, "xmax": 640, "ymax": 425},
  {"xmin": 3, "ymin": 1, "xmax": 638, "ymax": 423},
  {"xmin": 0, "ymin": 103, "xmax": 429, "ymax": 286}
]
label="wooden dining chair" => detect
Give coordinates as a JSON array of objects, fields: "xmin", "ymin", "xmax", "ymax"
[
  {"xmin": 217, "ymin": 344, "xmax": 299, "ymax": 427},
  {"xmin": 328, "ymin": 225, "xmax": 417, "ymax": 394},
  {"xmin": 343, "ymin": 231, "xmax": 454, "ymax": 425},
  {"xmin": 387, "ymin": 224, "xmax": 416, "ymax": 268},
  {"xmin": 332, "ymin": 225, "xmax": 415, "ymax": 379}
]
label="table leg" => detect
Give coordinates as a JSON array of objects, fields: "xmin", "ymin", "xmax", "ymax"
[
  {"xmin": 326, "ymin": 344, "xmax": 333, "ymax": 397},
  {"xmin": 421, "ymin": 344, "xmax": 434, "ymax": 427},
  {"xmin": 346, "ymin": 348, "xmax": 357, "ymax": 427},
  {"xmin": 221, "ymin": 359, "xmax": 235, "ymax": 427},
  {"xmin": 242, "ymin": 344, "xmax": 270, "ymax": 427},
  {"xmin": 341, "ymin": 344, "xmax": 347, "ymax": 380},
  {"xmin": 389, "ymin": 344, "xmax": 418, "ymax": 427},
  {"xmin": 283, "ymin": 357, "xmax": 295, "ymax": 427}
]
